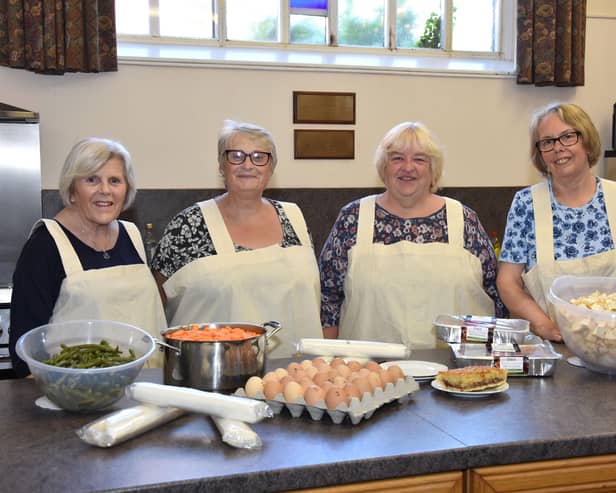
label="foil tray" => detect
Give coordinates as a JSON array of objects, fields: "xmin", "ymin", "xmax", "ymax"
[
  {"xmin": 449, "ymin": 338, "xmax": 563, "ymax": 377},
  {"xmin": 434, "ymin": 314, "xmax": 530, "ymax": 344}
]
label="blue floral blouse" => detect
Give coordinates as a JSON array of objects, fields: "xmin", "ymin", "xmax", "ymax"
[
  {"xmin": 318, "ymin": 199, "xmax": 506, "ymax": 327},
  {"xmin": 499, "ymin": 177, "xmax": 614, "ymax": 271}
]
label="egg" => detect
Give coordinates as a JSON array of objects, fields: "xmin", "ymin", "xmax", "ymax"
[
  {"xmin": 320, "ymin": 381, "xmax": 334, "ymax": 392},
  {"xmin": 367, "ymin": 371, "xmax": 382, "ymax": 390},
  {"xmin": 287, "ymin": 362, "xmax": 303, "ymax": 377},
  {"xmin": 305, "ymin": 366, "xmax": 319, "ymax": 379},
  {"xmin": 363, "ymin": 360, "xmax": 381, "ymax": 372},
  {"xmin": 350, "ymin": 375, "xmax": 373, "ymax": 396},
  {"xmin": 330, "ymin": 357, "xmax": 346, "ymax": 368},
  {"xmin": 300, "ymin": 359, "xmax": 313, "ymax": 370},
  {"xmin": 274, "ymin": 367, "xmax": 289, "ymax": 379},
  {"xmin": 263, "ymin": 379, "xmax": 283, "ymax": 399},
  {"xmin": 343, "ymin": 382, "xmax": 362, "ymax": 400},
  {"xmin": 357, "ymin": 368, "xmax": 371, "ymax": 378},
  {"xmin": 283, "ymin": 381, "xmax": 304, "ymax": 403},
  {"xmin": 335, "ymin": 365, "xmax": 352, "ymax": 378},
  {"xmin": 346, "ymin": 360, "xmax": 362, "ymax": 372},
  {"xmin": 244, "ymin": 376, "xmax": 264, "ymax": 398},
  {"xmin": 387, "ymin": 364, "xmax": 405, "ymax": 382},
  {"xmin": 313, "ymin": 370, "xmax": 333, "ymax": 387},
  {"xmin": 325, "ymin": 386, "xmax": 349, "ymax": 410},
  {"xmin": 304, "ymin": 385, "xmax": 326, "ymax": 406},
  {"xmin": 378, "ymin": 368, "xmax": 395, "ymax": 386},
  {"xmin": 262, "ymin": 371, "xmax": 279, "ymax": 384},
  {"xmin": 279, "ymin": 375, "xmax": 295, "ymax": 387},
  {"xmin": 312, "ymin": 357, "xmax": 329, "ymax": 369},
  {"xmin": 297, "ymin": 376, "xmax": 314, "ymax": 390},
  {"xmin": 332, "ymin": 375, "xmax": 347, "ymax": 387}
]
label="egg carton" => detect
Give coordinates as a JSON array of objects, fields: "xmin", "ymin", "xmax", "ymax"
[{"xmin": 234, "ymin": 376, "xmax": 419, "ymax": 425}]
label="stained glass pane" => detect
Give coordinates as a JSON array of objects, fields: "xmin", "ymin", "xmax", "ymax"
[{"xmin": 291, "ymin": 0, "xmax": 328, "ymax": 10}]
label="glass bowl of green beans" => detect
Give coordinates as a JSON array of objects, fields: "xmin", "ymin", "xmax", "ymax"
[{"xmin": 16, "ymin": 320, "xmax": 156, "ymax": 412}]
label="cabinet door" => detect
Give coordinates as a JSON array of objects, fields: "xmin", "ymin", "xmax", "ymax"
[
  {"xmin": 286, "ymin": 471, "xmax": 463, "ymax": 493},
  {"xmin": 469, "ymin": 454, "xmax": 616, "ymax": 492}
]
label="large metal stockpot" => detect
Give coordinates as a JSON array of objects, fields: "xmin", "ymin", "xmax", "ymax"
[{"xmin": 160, "ymin": 321, "xmax": 281, "ymax": 392}]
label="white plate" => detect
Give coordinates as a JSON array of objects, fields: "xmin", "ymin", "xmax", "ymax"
[
  {"xmin": 430, "ymin": 379, "xmax": 509, "ymax": 398},
  {"xmin": 380, "ymin": 360, "xmax": 448, "ymax": 381}
]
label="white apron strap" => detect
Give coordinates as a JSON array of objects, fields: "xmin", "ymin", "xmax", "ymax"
[
  {"xmin": 443, "ymin": 198, "xmax": 464, "ymax": 248},
  {"xmin": 357, "ymin": 195, "xmax": 378, "ymax": 247},
  {"xmin": 599, "ymin": 178, "xmax": 616, "ymax": 245},
  {"xmin": 279, "ymin": 202, "xmax": 311, "ymax": 246},
  {"xmin": 39, "ymin": 219, "xmax": 84, "ymax": 275},
  {"xmin": 531, "ymin": 182, "xmax": 553, "ymax": 266},
  {"xmin": 198, "ymin": 199, "xmax": 235, "ymax": 254},
  {"xmin": 120, "ymin": 220, "xmax": 147, "ymax": 264}
]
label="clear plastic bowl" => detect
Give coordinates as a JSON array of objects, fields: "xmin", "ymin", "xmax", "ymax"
[
  {"xmin": 16, "ymin": 320, "xmax": 155, "ymax": 412},
  {"xmin": 548, "ymin": 276, "xmax": 616, "ymax": 375}
]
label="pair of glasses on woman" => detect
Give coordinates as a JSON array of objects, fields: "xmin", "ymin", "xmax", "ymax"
[
  {"xmin": 535, "ymin": 130, "xmax": 581, "ymax": 152},
  {"xmin": 225, "ymin": 149, "xmax": 272, "ymax": 166}
]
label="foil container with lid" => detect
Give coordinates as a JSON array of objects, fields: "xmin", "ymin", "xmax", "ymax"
[
  {"xmin": 449, "ymin": 336, "xmax": 562, "ymax": 377},
  {"xmin": 434, "ymin": 314, "xmax": 530, "ymax": 344}
]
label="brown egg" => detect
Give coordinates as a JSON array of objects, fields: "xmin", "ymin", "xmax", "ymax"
[
  {"xmin": 320, "ymin": 381, "xmax": 334, "ymax": 392},
  {"xmin": 312, "ymin": 357, "xmax": 329, "ymax": 369},
  {"xmin": 283, "ymin": 381, "xmax": 304, "ymax": 403},
  {"xmin": 313, "ymin": 370, "xmax": 333, "ymax": 387},
  {"xmin": 297, "ymin": 376, "xmax": 314, "ymax": 390},
  {"xmin": 325, "ymin": 386, "xmax": 349, "ymax": 410},
  {"xmin": 244, "ymin": 376, "xmax": 264, "ymax": 398},
  {"xmin": 262, "ymin": 371, "xmax": 279, "ymax": 384},
  {"xmin": 336, "ymin": 365, "xmax": 352, "ymax": 379},
  {"xmin": 346, "ymin": 360, "xmax": 362, "ymax": 372},
  {"xmin": 263, "ymin": 379, "xmax": 283, "ymax": 399},
  {"xmin": 357, "ymin": 368, "xmax": 371, "ymax": 377},
  {"xmin": 350, "ymin": 376, "xmax": 372, "ymax": 396},
  {"xmin": 363, "ymin": 360, "xmax": 381, "ymax": 372},
  {"xmin": 330, "ymin": 357, "xmax": 346, "ymax": 368},
  {"xmin": 300, "ymin": 359, "xmax": 313, "ymax": 370},
  {"xmin": 305, "ymin": 366, "xmax": 319, "ymax": 379},
  {"xmin": 304, "ymin": 385, "xmax": 326, "ymax": 406},
  {"xmin": 367, "ymin": 371, "xmax": 383, "ymax": 390},
  {"xmin": 387, "ymin": 364, "xmax": 405, "ymax": 382},
  {"xmin": 332, "ymin": 375, "xmax": 347, "ymax": 387},
  {"xmin": 344, "ymin": 382, "xmax": 361, "ymax": 400},
  {"xmin": 274, "ymin": 367, "xmax": 289, "ymax": 379},
  {"xmin": 279, "ymin": 375, "xmax": 295, "ymax": 387},
  {"xmin": 378, "ymin": 368, "xmax": 395, "ymax": 386},
  {"xmin": 287, "ymin": 362, "xmax": 303, "ymax": 376}
]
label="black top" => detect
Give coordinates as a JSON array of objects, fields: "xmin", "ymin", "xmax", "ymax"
[{"xmin": 9, "ymin": 221, "xmax": 143, "ymax": 377}]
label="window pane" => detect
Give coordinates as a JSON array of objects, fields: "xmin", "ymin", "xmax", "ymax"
[
  {"xmin": 115, "ymin": 0, "xmax": 150, "ymax": 35},
  {"xmin": 291, "ymin": 0, "xmax": 328, "ymax": 9},
  {"xmin": 290, "ymin": 14, "xmax": 327, "ymax": 44},
  {"xmin": 338, "ymin": 0, "xmax": 385, "ymax": 48},
  {"xmin": 159, "ymin": 0, "xmax": 214, "ymax": 39},
  {"xmin": 396, "ymin": 0, "xmax": 442, "ymax": 49},
  {"xmin": 226, "ymin": 0, "xmax": 279, "ymax": 42},
  {"xmin": 452, "ymin": 0, "xmax": 497, "ymax": 52}
]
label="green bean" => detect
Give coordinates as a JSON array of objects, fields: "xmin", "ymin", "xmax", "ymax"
[{"xmin": 43, "ymin": 339, "xmax": 136, "ymax": 368}]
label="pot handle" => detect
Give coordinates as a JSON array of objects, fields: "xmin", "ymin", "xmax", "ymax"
[
  {"xmin": 262, "ymin": 321, "xmax": 282, "ymax": 341},
  {"xmin": 154, "ymin": 338, "xmax": 181, "ymax": 354}
]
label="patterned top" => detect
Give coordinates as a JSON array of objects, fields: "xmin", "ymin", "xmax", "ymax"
[
  {"xmin": 499, "ymin": 177, "xmax": 614, "ymax": 271},
  {"xmin": 152, "ymin": 199, "xmax": 303, "ymax": 278},
  {"xmin": 318, "ymin": 199, "xmax": 505, "ymax": 327}
]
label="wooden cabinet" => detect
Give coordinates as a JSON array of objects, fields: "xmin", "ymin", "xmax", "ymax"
[
  {"xmin": 468, "ymin": 454, "xmax": 616, "ymax": 493},
  {"xmin": 286, "ymin": 471, "xmax": 463, "ymax": 493}
]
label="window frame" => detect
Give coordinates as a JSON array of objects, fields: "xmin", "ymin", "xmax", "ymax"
[{"xmin": 116, "ymin": 0, "xmax": 516, "ymax": 77}]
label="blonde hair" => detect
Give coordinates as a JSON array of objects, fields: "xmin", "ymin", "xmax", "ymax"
[
  {"xmin": 217, "ymin": 120, "xmax": 278, "ymax": 172},
  {"xmin": 374, "ymin": 122, "xmax": 444, "ymax": 192},
  {"xmin": 530, "ymin": 103, "xmax": 601, "ymax": 176}
]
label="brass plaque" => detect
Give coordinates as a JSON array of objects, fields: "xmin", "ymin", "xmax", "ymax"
[
  {"xmin": 293, "ymin": 91, "xmax": 356, "ymax": 124},
  {"xmin": 294, "ymin": 129, "xmax": 355, "ymax": 159}
]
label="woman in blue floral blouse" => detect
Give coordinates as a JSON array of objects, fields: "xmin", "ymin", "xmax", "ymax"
[
  {"xmin": 497, "ymin": 103, "xmax": 616, "ymax": 342},
  {"xmin": 319, "ymin": 122, "xmax": 504, "ymax": 348}
]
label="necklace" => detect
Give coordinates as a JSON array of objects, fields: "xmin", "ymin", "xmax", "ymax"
[{"xmin": 82, "ymin": 221, "xmax": 112, "ymax": 260}]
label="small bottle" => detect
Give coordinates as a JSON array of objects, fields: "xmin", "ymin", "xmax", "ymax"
[
  {"xmin": 144, "ymin": 223, "xmax": 157, "ymax": 267},
  {"xmin": 490, "ymin": 231, "xmax": 501, "ymax": 259}
]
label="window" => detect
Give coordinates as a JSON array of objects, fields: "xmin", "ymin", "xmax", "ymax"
[{"xmin": 116, "ymin": 0, "xmax": 514, "ymax": 74}]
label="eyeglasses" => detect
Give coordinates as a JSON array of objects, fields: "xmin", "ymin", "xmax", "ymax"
[
  {"xmin": 225, "ymin": 149, "xmax": 272, "ymax": 166},
  {"xmin": 535, "ymin": 130, "xmax": 581, "ymax": 153}
]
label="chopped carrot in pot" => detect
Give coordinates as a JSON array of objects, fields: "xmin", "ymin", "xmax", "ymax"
[{"xmin": 166, "ymin": 325, "xmax": 262, "ymax": 342}]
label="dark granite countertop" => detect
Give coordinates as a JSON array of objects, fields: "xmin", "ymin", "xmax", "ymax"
[{"xmin": 2, "ymin": 347, "xmax": 616, "ymax": 493}]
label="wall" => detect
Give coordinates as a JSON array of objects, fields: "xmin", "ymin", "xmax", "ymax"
[{"xmin": 0, "ymin": 2, "xmax": 615, "ymax": 192}]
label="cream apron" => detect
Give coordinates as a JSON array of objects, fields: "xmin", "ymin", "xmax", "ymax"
[
  {"xmin": 163, "ymin": 200, "xmax": 322, "ymax": 358},
  {"xmin": 41, "ymin": 219, "xmax": 167, "ymax": 367},
  {"xmin": 522, "ymin": 179, "xmax": 616, "ymax": 315},
  {"xmin": 338, "ymin": 196, "xmax": 494, "ymax": 349}
]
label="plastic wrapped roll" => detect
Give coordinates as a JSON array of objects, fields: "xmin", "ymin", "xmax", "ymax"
[
  {"xmin": 126, "ymin": 382, "xmax": 273, "ymax": 423},
  {"xmin": 77, "ymin": 404, "xmax": 185, "ymax": 447},
  {"xmin": 211, "ymin": 416, "xmax": 262, "ymax": 449},
  {"xmin": 297, "ymin": 338, "xmax": 410, "ymax": 360}
]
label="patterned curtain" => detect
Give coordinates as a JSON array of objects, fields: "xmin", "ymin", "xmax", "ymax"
[
  {"xmin": 0, "ymin": 0, "xmax": 117, "ymax": 75},
  {"xmin": 517, "ymin": 0, "xmax": 586, "ymax": 86}
]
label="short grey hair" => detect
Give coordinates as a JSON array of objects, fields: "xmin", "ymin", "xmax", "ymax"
[
  {"xmin": 217, "ymin": 120, "xmax": 278, "ymax": 171},
  {"xmin": 58, "ymin": 138, "xmax": 136, "ymax": 210},
  {"xmin": 374, "ymin": 122, "xmax": 444, "ymax": 193}
]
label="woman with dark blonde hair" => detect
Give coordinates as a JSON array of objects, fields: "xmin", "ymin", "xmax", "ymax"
[
  {"xmin": 497, "ymin": 103, "xmax": 616, "ymax": 342},
  {"xmin": 319, "ymin": 122, "xmax": 503, "ymax": 348}
]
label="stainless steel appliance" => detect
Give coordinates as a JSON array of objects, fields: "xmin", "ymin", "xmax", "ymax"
[{"xmin": 0, "ymin": 103, "xmax": 42, "ymax": 373}]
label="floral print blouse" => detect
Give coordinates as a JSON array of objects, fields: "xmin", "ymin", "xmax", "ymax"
[
  {"xmin": 499, "ymin": 177, "xmax": 614, "ymax": 271},
  {"xmin": 318, "ymin": 199, "xmax": 506, "ymax": 327},
  {"xmin": 152, "ymin": 199, "xmax": 303, "ymax": 279}
]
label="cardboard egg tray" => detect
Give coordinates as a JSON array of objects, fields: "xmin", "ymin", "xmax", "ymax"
[{"xmin": 234, "ymin": 376, "xmax": 419, "ymax": 425}]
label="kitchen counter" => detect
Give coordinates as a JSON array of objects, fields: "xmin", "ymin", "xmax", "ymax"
[{"xmin": 2, "ymin": 347, "xmax": 616, "ymax": 493}]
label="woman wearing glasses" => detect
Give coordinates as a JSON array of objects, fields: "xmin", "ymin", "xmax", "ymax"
[
  {"xmin": 497, "ymin": 103, "xmax": 616, "ymax": 341},
  {"xmin": 152, "ymin": 120, "xmax": 322, "ymax": 357}
]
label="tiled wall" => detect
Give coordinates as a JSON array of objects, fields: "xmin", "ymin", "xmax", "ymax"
[{"xmin": 43, "ymin": 187, "xmax": 522, "ymax": 253}]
